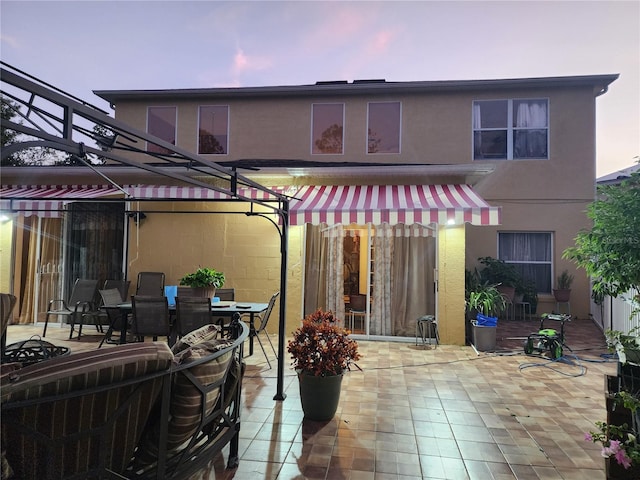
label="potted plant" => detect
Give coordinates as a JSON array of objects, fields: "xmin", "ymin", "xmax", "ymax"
[
  {"xmin": 465, "ymin": 276, "xmax": 507, "ymax": 352},
  {"xmin": 179, "ymin": 267, "xmax": 225, "ymax": 299},
  {"xmin": 553, "ymin": 269, "xmax": 574, "ymax": 303},
  {"xmin": 287, "ymin": 309, "xmax": 361, "ymax": 421},
  {"xmin": 478, "ymin": 256, "xmax": 522, "ymax": 302}
]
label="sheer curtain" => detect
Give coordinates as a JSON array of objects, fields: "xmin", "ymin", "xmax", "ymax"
[
  {"xmin": 303, "ymin": 224, "xmax": 345, "ymax": 324},
  {"xmin": 371, "ymin": 224, "xmax": 392, "ymax": 335},
  {"xmin": 18, "ymin": 217, "xmax": 63, "ymax": 324},
  {"xmin": 514, "ymin": 100, "xmax": 547, "ymax": 158},
  {"xmin": 325, "ymin": 225, "xmax": 345, "ymax": 323},
  {"xmin": 389, "ymin": 226, "xmax": 436, "ymax": 336}
]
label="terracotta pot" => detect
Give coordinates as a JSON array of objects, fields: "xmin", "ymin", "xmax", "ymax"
[
  {"xmin": 496, "ymin": 285, "xmax": 515, "ymax": 301},
  {"xmin": 189, "ymin": 287, "xmax": 216, "ymax": 300},
  {"xmin": 553, "ymin": 289, "xmax": 571, "ymax": 303}
]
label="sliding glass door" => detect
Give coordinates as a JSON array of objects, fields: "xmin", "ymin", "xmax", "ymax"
[{"xmin": 303, "ymin": 223, "xmax": 437, "ymax": 340}]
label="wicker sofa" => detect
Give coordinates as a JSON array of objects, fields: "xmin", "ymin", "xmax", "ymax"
[{"xmin": 1, "ymin": 317, "xmax": 248, "ymax": 480}]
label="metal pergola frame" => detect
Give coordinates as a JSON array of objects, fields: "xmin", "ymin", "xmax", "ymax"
[{"xmin": 0, "ymin": 62, "xmax": 289, "ymax": 400}]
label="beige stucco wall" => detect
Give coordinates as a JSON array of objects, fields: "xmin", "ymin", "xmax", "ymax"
[
  {"xmin": 0, "ymin": 220, "xmax": 13, "ymax": 293},
  {"xmin": 437, "ymin": 225, "xmax": 466, "ymax": 345},
  {"xmin": 125, "ymin": 200, "xmax": 295, "ymax": 335}
]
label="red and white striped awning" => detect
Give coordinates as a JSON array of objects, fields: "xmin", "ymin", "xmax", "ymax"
[
  {"xmin": 1, "ymin": 184, "xmax": 501, "ymax": 226},
  {"xmin": 0, "ymin": 185, "xmax": 123, "ymax": 218},
  {"xmin": 124, "ymin": 185, "xmax": 287, "ymax": 201},
  {"xmin": 288, "ymin": 184, "xmax": 501, "ymax": 226}
]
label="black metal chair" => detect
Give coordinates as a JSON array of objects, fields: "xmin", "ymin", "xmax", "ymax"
[
  {"xmin": 43, "ymin": 278, "xmax": 99, "ymax": 339},
  {"xmin": 98, "ymin": 288, "xmax": 128, "ymax": 348},
  {"xmin": 131, "ymin": 295, "xmax": 172, "ymax": 344},
  {"xmin": 136, "ymin": 272, "xmax": 165, "ymax": 297},
  {"xmin": 103, "ymin": 279, "xmax": 131, "ymax": 302},
  {"xmin": 1, "ymin": 293, "xmax": 17, "ymax": 359},
  {"xmin": 175, "ymin": 296, "xmax": 213, "ymax": 338},
  {"xmin": 248, "ymin": 291, "xmax": 279, "ymax": 369}
]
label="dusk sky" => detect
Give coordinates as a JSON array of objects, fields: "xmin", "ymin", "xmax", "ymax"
[{"xmin": 1, "ymin": 1, "xmax": 638, "ymax": 177}]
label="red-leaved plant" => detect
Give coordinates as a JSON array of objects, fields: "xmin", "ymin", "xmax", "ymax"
[{"xmin": 287, "ymin": 309, "xmax": 361, "ymax": 377}]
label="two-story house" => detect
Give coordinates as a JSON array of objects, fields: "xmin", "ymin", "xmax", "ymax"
[{"xmin": 1, "ymin": 72, "xmax": 618, "ymax": 347}]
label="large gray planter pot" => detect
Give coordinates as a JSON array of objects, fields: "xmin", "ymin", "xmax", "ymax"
[{"xmin": 298, "ymin": 372, "xmax": 343, "ymax": 421}]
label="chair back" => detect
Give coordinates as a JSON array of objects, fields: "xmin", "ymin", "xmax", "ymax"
[
  {"xmin": 349, "ymin": 294, "xmax": 367, "ymax": 312},
  {"xmin": 69, "ymin": 279, "xmax": 99, "ymax": 307},
  {"xmin": 99, "ymin": 288, "xmax": 125, "ymax": 308},
  {"xmin": 136, "ymin": 272, "xmax": 165, "ymax": 297},
  {"xmin": 175, "ymin": 296, "xmax": 213, "ymax": 336},
  {"xmin": 255, "ymin": 291, "xmax": 280, "ymax": 334},
  {"xmin": 103, "ymin": 279, "xmax": 131, "ymax": 302},
  {"xmin": 1, "ymin": 293, "xmax": 17, "ymax": 356},
  {"xmin": 131, "ymin": 295, "xmax": 170, "ymax": 338},
  {"xmin": 216, "ymin": 288, "xmax": 235, "ymax": 301}
]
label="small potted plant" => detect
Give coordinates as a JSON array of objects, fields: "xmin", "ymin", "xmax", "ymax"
[
  {"xmin": 179, "ymin": 267, "xmax": 225, "ymax": 299},
  {"xmin": 465, "ymin": 270, "xmax": 507, "ymax": 352},
  {"xmin": 553, "ymin": 269, "xmax": 574, "ymax": 303},
  {"xmin": 287, "ymin": 309, "xmax": 361, "ymax": 421}
]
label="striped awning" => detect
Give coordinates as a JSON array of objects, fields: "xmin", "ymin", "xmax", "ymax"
[
  {"xmin": 0, "ymin": 185, "xmax": 123, "ymax": 218},
  {"xmin": 288, "ymin": 184, "xmax": 501, "ymax": 226}
]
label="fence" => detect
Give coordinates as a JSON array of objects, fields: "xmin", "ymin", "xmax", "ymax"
[{"xmin": 591, "ymin": 288, "xmax": 640, "ymax": 333}]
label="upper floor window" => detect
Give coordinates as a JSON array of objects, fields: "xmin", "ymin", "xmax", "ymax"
[
  {"xmin": 367, "ymin": 102, "xmax": 401, "ymax": 154},
  {"xmin": 147, "ymin": 106, "xmax": 176, "ymax": 155},
  {"xmin": 312, "ymin": 103, "xmax": 344, "ymax": 154},
  {"xmin": 473, "ymin": 99, "xmax": 548, "ymax": 160},
  {"xmin": 198, "ymin": 106, "xmax": 229, "ymax": 154},
  {"xmin": 499, "ymin": 232, "xmax": 552, "ymax": 294}
]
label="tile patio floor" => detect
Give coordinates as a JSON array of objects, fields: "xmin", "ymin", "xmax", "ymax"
[{"xmin": 4, "ymin": 316, "xmax": 617, "ymax": 479}]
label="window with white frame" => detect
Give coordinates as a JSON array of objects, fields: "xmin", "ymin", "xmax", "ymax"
[
  {"xmin": 473, "ymin": 99, "xmax": 548, "ymax": 160},
  {"xmin": 312, "ymin": 103, "xmax": 344, "ymax": 154},
  {"xmin": 147, "ymin": 106, "xmax": 177, "ymax": 155},
  {"xmin": 499, "ymin": 232, "xmax": 552, "ymax": 294},
  {"xmin": 367, "ymin": 101, "xmax": 401, "ymax": 154},
  {"xmin": 198, "ymin": 105, "xmax": 229, "ymax": 154}
]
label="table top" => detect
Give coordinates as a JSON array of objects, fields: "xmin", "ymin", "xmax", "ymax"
[{"xmin": 108, "ymin": 301, "xmax": 269, "ymax": 315}]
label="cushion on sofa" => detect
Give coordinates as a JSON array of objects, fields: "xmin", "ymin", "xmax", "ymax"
[
  {"xmin": 1, "ymin": 342, "xmax": 173, "ymax": 479},
  {"xmin": 171, "ymin": 323, "xmax": 221, "ymax": 354},
  {"xmin": 134, "ymin": 337, "xmax": 234, "ymax": 466}
]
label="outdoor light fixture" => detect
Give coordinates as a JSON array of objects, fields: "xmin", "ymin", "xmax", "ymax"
[{"xmin": 128, "ymin": 212, "xmax": 147, "ymax": 224}]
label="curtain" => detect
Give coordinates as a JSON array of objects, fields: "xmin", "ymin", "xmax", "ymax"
[
  {"xmin": 66, "ymin": 202, "xmax": 125, "ymax": 294},
  {"xmin": 390, "ymin": 226, "xmax": 436, "ymax": 336},
  {"xmin": 17, "ymin": 216, "xmax": 63, "ymax": 324},
  {"xmin": 303, "ymin": 224, "xmax": 345, "ymax": 324},
  {"xmin": 371, "ymin": 224, "xmax": 392, "ymax": 335},
  {"xmin": 499, "ymin": 232, "xmax": 552, "ymax": 293},
  {"xmin": 325, "ymin": 225, "xmax": 345, "ymax": 324},
  {"xmin": 303, "ymin": 224, "xmax": 324, "ymax": 317},
  {"xmin": 514, "ymin": 100, "xmax": 547, "ymax": 158}
]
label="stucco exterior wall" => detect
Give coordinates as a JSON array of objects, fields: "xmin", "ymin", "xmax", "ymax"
[
  {"xmin": 0, "ymin": 220, "xmax": 13, "ymax": 293},
  {"xmin": 438, "ymin": 225, "xmax": 466, "ymax": 345}
]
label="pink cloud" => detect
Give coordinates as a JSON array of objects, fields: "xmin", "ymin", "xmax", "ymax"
[{"xmin": 233, "ymin": 48, "xmax": 273, "ymax": 74}]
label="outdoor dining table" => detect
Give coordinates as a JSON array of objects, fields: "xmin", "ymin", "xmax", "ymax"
[{"xmin": 104, "ymin": 301, "xmax": 268, "ymax": 355}]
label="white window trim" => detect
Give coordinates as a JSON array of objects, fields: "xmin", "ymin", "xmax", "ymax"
[{"xmin": 497, "ymin": 231, "xmax": 554, "ymax": 294}]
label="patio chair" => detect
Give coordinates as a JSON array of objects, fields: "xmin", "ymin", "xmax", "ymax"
[
  {"xmin": 42, "ymin": 278, "xmax": 99, "ymax": 339},
  {"xmin": 98, "ymin": 288, "xmax": 129, "ymax": 348},
  {"xmin": 103, "ymin": 279, "xmax": 131, "ymax": 302},
  {"xmin": 175, "ymin": 296, "xmax": 213, "ymax": 338},
  {"xmin": 131, "ymin": 295, "xmax": 172, "ymax": 344},
  {"xmin": 136, "ymin": 272, "xmax": 165, "ymax": 297},
  {"xmin": 247, "ymin": 291, "xmax": 279, "ymax": 369},
  {"xmin": 1, "ymin": 293, "xmax": 17, "ymax": 359}
]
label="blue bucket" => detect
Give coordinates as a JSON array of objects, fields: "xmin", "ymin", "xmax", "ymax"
[{"xmin": 476, "ymin": 313, "xmax": 498, "ymax": 327}]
